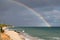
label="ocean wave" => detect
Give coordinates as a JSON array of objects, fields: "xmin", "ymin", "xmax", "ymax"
[
  {"xmin": 18, "ymin": 30, "xmax": 45, "ymax": 40},
  {"xmin": 48, "ymin": 37, "xmax": 60, "ymax": 40},
  {"xmin": 52, "ymin": 37, "xmax": 60, "ymax": 40}
]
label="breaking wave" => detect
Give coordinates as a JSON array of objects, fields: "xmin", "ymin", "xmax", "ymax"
[
  {"xmin": 52, "ymin": 37, "xmax": 60, "ymax": 40},
  {"xmin": 48, "ymin": 37, "xmax": 60, "ymax": 40}
]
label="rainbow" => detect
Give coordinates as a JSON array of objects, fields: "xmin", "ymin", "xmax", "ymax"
[{"xmin": 8, "ymin": 0, "xmax": 51, "ymax": 27}]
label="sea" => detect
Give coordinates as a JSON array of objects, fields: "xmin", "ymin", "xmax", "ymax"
[{"xmin": 9, "ymin": 27, "xmax": 60, "ymax": 40}]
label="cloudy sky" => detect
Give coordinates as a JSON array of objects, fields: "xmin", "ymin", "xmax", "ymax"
[
  {"xmin": 0, "ymin": 0, "xmax": 60, "ymax": 27},
  {"xmin": 16, "ymin": 0, "xmax": 60, "ymax": 7}
]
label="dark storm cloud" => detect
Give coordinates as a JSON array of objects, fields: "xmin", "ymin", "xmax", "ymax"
[
  {"xmin": 0, "ymin": 0, "xmax": 47, "ymax": 26},
  {"xmin": 16, "ymin": 0, "xmax": 60, "ymax": 8}
]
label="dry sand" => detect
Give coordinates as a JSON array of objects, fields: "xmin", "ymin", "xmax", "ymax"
[
  {"xmin": 4, "ymin": 30, "xmax": 25, "ymax": 40},
  {"xmin": 0, "ymin": 33, "xmax": 12, "ymax": 40},
  {"xmin": 0, "ymin": 32, "xmax": 25, "ymax": 40}
]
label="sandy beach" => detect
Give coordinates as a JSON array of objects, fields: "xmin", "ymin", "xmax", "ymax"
[{"xmin": 0, "ymin": 33, "xmax": 12, "ymax": 40}]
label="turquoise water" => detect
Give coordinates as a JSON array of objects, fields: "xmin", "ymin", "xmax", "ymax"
[{"xmin": 10, "ymin": 27, "xmax": 60, "ymax": 40}]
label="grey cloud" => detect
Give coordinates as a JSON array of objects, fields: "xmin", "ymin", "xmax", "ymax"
[
  {"xmin": 15, "ymin": 0, "xmax": 60, "ymax": 8},
  {"xmin": 0, "ymin": 0, "xmax": 47, "ymax": 26},
  {"xmin": 36, "ymin": 8, "xmax": 60, "ymax": 26}
]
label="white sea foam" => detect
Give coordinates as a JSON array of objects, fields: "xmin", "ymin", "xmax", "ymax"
[
  {"xmin": 19, "ymin": 31, "xmax": 45, "ymax": 40},
  {"xmin": 48, "ymin": 37, "xmax": 60, "ymax": 40},
  {"xmin": 52, "ymin": 37, "xmax": 60, "ymax": 40}
]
